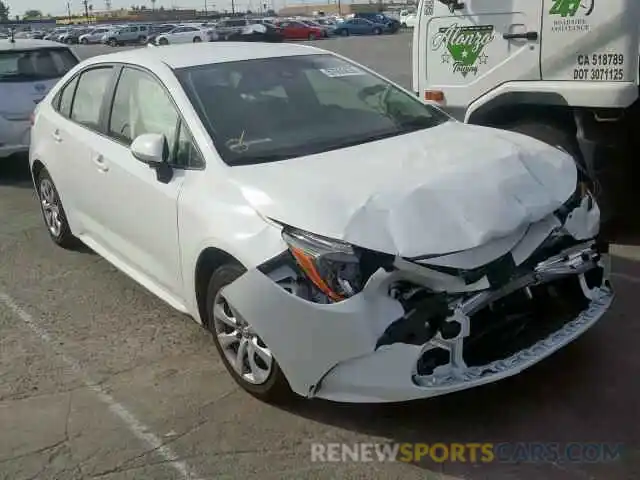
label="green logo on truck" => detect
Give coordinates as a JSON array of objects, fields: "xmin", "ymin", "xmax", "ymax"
[
  {"xmin": 432, "ymin": 24, "xmax": 495, "ymax": 77},
  {"xmin": 549, "ymin": 0, "xmax": 595, "ymax": 17}
]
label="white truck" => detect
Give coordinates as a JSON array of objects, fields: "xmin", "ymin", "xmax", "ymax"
[{"xmin": 412, "ymin": 0, "xmax": 639, "ymax": 222}]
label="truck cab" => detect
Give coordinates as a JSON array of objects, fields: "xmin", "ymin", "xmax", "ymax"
[{"xmin": 412, "ymin": 0, "xmax": 640, "ymax": 222}]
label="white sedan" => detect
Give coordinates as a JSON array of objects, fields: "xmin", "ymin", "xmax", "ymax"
[
  {"xmin": 29, "ymin": 43, "xmax": 612, "ymax": 404},
  {"xmin": 154, "ymin": 25, "xmax": 215, "ymax": 45}
]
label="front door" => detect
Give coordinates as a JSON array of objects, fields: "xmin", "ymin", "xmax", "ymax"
[
  {"xmin": 89, "ymin": 66, "xmax": 186, "ymax": 297},
  {"xmin": 417, "ymin": 0, "xmax": 542, "ymax": 113}
]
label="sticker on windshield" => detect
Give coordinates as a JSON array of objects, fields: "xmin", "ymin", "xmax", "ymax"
[{"xmin": 319, "ymin": 66, "xmax": 366, "ymax": 78}]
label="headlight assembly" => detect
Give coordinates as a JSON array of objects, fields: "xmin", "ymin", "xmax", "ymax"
[{"xmin": 281, "ymin": 228, "xmax": 364, "ymax": 302}]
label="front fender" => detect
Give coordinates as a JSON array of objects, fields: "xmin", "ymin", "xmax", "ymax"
[{"xmin": 221, "ymin": 268, "xmax": 403, "ymax": 397}]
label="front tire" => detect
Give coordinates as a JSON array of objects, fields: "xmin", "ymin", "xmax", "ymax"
[
  {"xmin": 373, "ymin": 27, "xmax": 382, "ymax": 35},
  {"xmin": 158, "ymin": 37, "xmax": 169, "ymax": 45},
  {"xmin": 205, "ymin": 263, "xmax": 295, "ymax": 404},
  {"xmin": 340, "ymin": 29, "xmax": 349, "ymax": 36},
  {"xmin": 193, "ymin": 36, "xmax": 202, "ymax": 42},
  {"xmin": 36, "ymin": 168, "xmax": 80, "ymax": 249}
]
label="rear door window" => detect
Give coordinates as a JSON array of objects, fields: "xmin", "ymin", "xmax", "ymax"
[
  {"xmin": 0, "ymin": 48, "xmax": 78, "ymax": 82},
  {"xmin": 70, "ymin": 67, "xmax": 114, "ymax": 130}
]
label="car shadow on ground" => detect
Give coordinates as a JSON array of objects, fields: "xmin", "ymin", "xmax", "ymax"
[
  {"xmin": 282, "ymin": 255, "xmax": 640, "ymax": 480},
  {"xmin": 0, "ymin": 154, "xmax": 33, "ymax": 188}
]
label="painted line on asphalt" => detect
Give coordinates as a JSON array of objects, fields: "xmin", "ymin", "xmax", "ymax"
[
  {"xmin": 0, "ymin": 291, "xmax": 205, "ymax": 480},
  {"xmin": 611, "ymin": 272, "xmax": 640, "ymax": 284}
]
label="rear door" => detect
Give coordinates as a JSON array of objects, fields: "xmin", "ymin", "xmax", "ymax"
[
  {"xmin": 417, "ymin": 0, "xmax": 542, "ymax": 110},
  {"xmin": 541, "ymin": 0, "xmax": 639, "ymax": 83}
]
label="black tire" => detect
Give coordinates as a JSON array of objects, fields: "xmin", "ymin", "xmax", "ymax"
[
  {"xmin": 205, "ymin": 263, "xmax": 295, "ymax": 404},
  {"xmin": 159, "ymin": 37, "xmax": 169, "ymax": 45},
  {"xmin": 108, "ymin": 38, "xmax": 117, "ymax": 47},
  {"xmin": 373, "ymin": 27, "xmax": 382, "ymax": 35},
  {"xmin": 36, "ymin": 168, "xmax": 80, "ymax": 250},
  {"xmin": 138, "ymin": 35, "xmax": 146, "ymax": 43},
  {"xmin": 308, "ymin": 32, "xmax": 316, "ymax": 41},
  {"xmin": 340, "ymin": 29, "xmax": 349, "ymax": 36},
  {"xmin": 81, "ymin": 38, "xmax": 88, "ymax": 44},
  {"xmin": 193, "ymin": 36, "xmax": 202, "ymax": 43}
]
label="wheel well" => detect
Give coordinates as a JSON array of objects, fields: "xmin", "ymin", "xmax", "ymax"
[
  {"xmin": 31, "ymin": 160, "xmax": 45, "ymax": 182},
  {"xmin": 194, "ymin": 248, "xmax": 241, "ymax": 326},
  {"xmin": 470, "ymin": 104, "xmax": 577, "ymax": 135}
]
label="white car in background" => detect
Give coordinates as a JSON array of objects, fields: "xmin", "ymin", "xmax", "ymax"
[
  {"xmin": 403, "ymin": 14, "xmax": 418, "ymax": 29},
  {"xmin": 29, "ymin": 43, "xmax": 611, "ymax": 405},
  {"xmin": 79, "ymin": 27, "xmax": 113, "ymax": 44},
  {"xmin": 0, "ymin": 39, "xmax": 79, "ymax": 159},
  {"xmin": 154, "ymin": 25, "xmax": 216, "ymax": 45}
]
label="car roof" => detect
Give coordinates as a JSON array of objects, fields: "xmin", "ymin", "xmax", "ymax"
[
  {"xmin": 0, "ymin": 39, "xmax": 70, "ymax": 51},
  {"xmin": 85, "ymin": 42, "xmax": 326, "ymax": 69}
]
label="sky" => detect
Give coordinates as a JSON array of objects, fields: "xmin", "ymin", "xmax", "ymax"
[{"xmin": 5, "ymin": 0, "xmax": 331, "ymax": 17}]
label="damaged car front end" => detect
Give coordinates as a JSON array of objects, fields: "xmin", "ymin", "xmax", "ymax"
[{"xmin": 221, "ymin": 185, "xmax": 613, "ymax": 403}]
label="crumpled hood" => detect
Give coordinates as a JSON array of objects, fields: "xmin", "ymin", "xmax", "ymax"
[{"xmin": 229, "ymin": 122, "xmax": 577, "ymax": 258}]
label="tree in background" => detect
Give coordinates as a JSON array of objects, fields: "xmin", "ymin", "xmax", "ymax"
[
  {"xmin": 24, "ymin": 10, "xmax": 43, "ymax": 19},
  {"xmin": 0, "ymin": 1, "xmax": 10, "ymax": 21}
]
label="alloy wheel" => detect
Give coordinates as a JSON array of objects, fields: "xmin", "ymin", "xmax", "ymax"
[
  {"xmin": 39, "ymin": 178, "xmax": 62, "ymax": 238},
  {"xmin": 212, "ymin": 292, "xmax": 273, "ymax": 385}
]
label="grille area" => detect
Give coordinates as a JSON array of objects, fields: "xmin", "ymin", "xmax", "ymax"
[{"xmin": 462, "ymin": 274, "xmax": 592, "ymax": 368}]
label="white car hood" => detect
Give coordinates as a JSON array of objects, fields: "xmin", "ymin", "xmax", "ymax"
[{"xmin": 229, "ymin": 122, "xmax": 577, "ymax": 258}]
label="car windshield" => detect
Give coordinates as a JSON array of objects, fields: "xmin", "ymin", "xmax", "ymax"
[
  {"xmin": 0, "ymin": 48, "xmax": 78, "ymax": 82},
  {"xmin": 176, "ymin": 54, "xmax": 450, "ymax": 166}
]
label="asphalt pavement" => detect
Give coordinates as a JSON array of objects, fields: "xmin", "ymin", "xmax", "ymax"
[{"xmin": 0, "ymin": 33, "xmax": 639, "ymax": 480}]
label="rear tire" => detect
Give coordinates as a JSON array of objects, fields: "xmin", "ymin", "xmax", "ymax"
[
  {"xmin": 308, "ymin": 32, "xmax": 316, "ymax": 41},
  {"xmin": 193, "ymin": 36, "xmax": 202, "ymax": 42},
  {"xmin": 81, "ymin": 38, "xmax": 88, "ymax": 44},
  {"xmin": 108, "ymin": 38, "xmax": 117, "ymax": 47},
  {"xmin": 373, "ymin": 27, "xmax": 382, "ymax": 35},
  {"xmin": 36, "ymin": 168, "xmax": 81, "ymax": 250},
  {"xmin": 205, "ymin": 263, "xmax": 296, "ymax": 404}
]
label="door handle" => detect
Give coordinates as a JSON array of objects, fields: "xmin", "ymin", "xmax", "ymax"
[
  {"xmin": 52, "ymin": 130, "xmax": 62, "ymax": 143},
  {"xmin": 503, "ymin": 31, "xmax": 539, "ymax": 41},
  {"xmin": 92, "ymin": 154, "xmax": 109, "ymax": 172}
]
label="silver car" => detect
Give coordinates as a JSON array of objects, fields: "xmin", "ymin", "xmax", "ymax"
[{"xmin": 78, "ymin": 27, "xmax": 113, "ymax": 45}]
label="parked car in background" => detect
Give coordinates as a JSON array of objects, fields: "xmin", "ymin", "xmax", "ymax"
[
  {"xmin": 399, "ymin": 9, "xmax": 417, "ymax": 28},
  {"xmin": 79, "ymin": 27, "xmax": 113, "ymax": 44},
  {"xmin": 333, "ymin": 18, "xmax": 388, "ymax": 36},
  {"xmin": 146, "ymin": 24, "xmax": 178, "ymax": 45},
  {"xmin": 275, "ymin": 21, "xmax": 324, "ymax": 40},
  {"xmin": 43, "ymin": 28, "xmax": 70, "ymax": 42},
  {"xmin": 350, "ymin": 12, "xmax": 401, "ymax": 33},
  {"xmin": 59, "ymin": 28, "xmax": 93, "ymax": 45},
  {"xmin": 403, "ymin": 14, "xmax": 418, "ymax": 29},
  {"xmin": 102, "ymin": 24, "xmax": 150, "ymax": 46},
  {"xmin": 227, "ymin": 23, "xmax": 284, "ymax": 43},
  {"xmin": 154, "ymin": 25, "xmax": 216, "ymax": 45},
  {"xmin": 300, "ymin": 19, "xmax": 332, "ymax": 37},
  {"xmin": 215, "ymin": 18, "xmax": 251, "ymax": 40},
  {"xmin": 0, "ymin": 39, "xmax": 79, "ymax": 159},
  {"xmin": 314, "ymin": 17, "xmax": 338, "ymax": 34}
]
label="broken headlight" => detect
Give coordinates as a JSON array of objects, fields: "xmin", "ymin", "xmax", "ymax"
[{"xmin": 282, "ymin": 228, "xmax": 363, "ymax": 302}]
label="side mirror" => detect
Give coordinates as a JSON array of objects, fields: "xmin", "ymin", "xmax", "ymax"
[{"xmin": 130, "ymin": 133, "xmax": 166, "ymax": 165}]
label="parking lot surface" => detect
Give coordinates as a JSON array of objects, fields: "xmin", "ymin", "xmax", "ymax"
[{"xmin": 1, "ymin": 34, "xmax": 639, "ymax": 480}]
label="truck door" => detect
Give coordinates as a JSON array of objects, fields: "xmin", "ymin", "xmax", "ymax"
[
  {"xmin": 415, "ymin": 0, "xmax": 542, "ymax": 117},
  {"xmin": 541, "ymin": 0, "xmax": 639, "ymax": 83}
]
